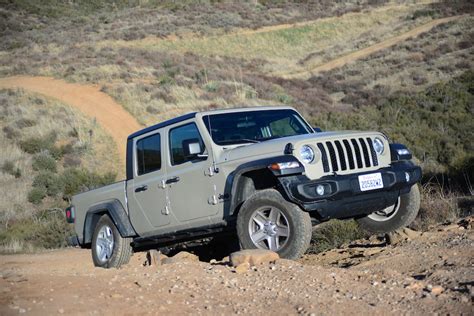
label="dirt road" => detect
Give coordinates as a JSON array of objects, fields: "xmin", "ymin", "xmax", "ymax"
[
  {"xmin": 0, "ymin": 76, "xmax": 142, "ymax": 168},
  {"xmin": 1, "ymin": 218, "xmax": 472, "ymax": 315},
  {"xmin": 282, "ymin": 15, "xmax": 462, "ymax": 79}
]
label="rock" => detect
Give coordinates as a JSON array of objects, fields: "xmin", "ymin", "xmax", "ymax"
[
  {"xmin": 234, "ymin": 263, "xmax": 250, "ymax": 274},
  {"xmin": 430, "ymin": 286, "xmax": 444, "ymax": 295},
  {"xmin": 230, "ymin": 249, "xmax": 279, "ymax": 267},
  {"xmin": 386, "ymin": 228, "xmax": 421, "ymax": 245},
  {"xmin": 162, "ymin": 251, "xmax": 199, "ymax": 264},
  {"xmin": 145, "ymin": 250, "xmax": 162, "ymax": 266}
]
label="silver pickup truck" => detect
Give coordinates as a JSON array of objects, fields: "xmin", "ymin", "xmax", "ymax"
[{"xmin": 65, "ymin": 106, "xmax": 421, "ymax": 268}]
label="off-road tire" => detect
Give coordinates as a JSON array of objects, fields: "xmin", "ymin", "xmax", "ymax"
[
  {"xmin": 91, "ymin": 214, "xmax": 133, "ymax": 268},
  {"xmin": 236, "ymin": 189, "xmax": 312, "ymax": 259},
  {"xmin": 357, "ymin": 185, "xmax": 420, "ymax": 233}
]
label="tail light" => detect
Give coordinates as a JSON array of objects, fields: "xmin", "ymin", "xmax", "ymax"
[{"xmin": 65, "ymin": 206, "xmax": 75, "ymax": 223}]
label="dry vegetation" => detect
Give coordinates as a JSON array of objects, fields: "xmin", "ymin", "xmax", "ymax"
[
  {"xmin": 0, "ymin": 0, "xmax": 472, "ymax": 252},
  {"xmin": 0, "ymin": 89, "xmax": 118, "ymax": 252}
]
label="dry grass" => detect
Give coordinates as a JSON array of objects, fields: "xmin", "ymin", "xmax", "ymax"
[
  {"xmin": 99, "ymin": 3, "xmax": 431, "ymax": 77},
  {"xmin": 0, "ymin": 89, "xmax": 119, "ymax": 227}
]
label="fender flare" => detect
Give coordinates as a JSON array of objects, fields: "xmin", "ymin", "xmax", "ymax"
[
  {"xmin": 227, "ymin": 155, "xmax": 303, "ymax": 215},
  {"xmin": 83, "ymin": 199, "xmax": 137, "ymax": 244}
]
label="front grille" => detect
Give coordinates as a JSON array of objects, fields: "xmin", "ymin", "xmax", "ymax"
[{"xmin": 317, "ymin": 138, "xmax": 379, "ymax": 173}]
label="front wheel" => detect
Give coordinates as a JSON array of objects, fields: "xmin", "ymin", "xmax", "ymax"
[
  {"xmin": 236, "ymin": 189, "xmax": 312, "ymax": 260},
  {"xmin": 356, "ymin": 185, "xmax": 420, "ymax": 233},
  {"xmin": 91, "ymin": 214, "xmax": 133, "ymax": 268}
]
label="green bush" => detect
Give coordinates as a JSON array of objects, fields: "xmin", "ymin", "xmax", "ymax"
[
  {"xmin": 1, "ymin": 160, "xmax": 21, "ymax": 178},
  {"xmin": 0, "ymin": 209, "xmax": 73, "ymax": 251},
  {"xmin": 61, "ymin": 168, "xmax": 116, "ymax": 199},
  {"xmin": 32, "ymin": 154, "xmax": 57, "ymax": 172},
  {"xmin": 19, "ymin": 132, "xmax": 57, "ymax": 154},
  {"xmin": 32, "ymin": 171, "xmax": 63, "ymax": 197},
  {"xmin": 27, "ymin": 187, "xmax": 47, "ymax": 205}
]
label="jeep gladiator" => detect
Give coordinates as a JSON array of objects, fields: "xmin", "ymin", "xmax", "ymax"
[{"xmin": 65, "ymin": 106, "xmax": 421, "ymax": 268}]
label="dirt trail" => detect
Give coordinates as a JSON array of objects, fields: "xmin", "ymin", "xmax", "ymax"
[
  {"xmin": 282, "ymin": 15, "xmax": 462, "ymax": 79},
  {"xmin": 0, "ymin": 76, "xmax": 142, "ymax": 167},
  {"xmin": 0, "ymin": 218, "xmax": 472, "ymax": 315}
]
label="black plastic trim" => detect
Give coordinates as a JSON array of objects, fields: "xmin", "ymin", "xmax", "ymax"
[
  {"xmin": 390, "ymin": 143, "xmax": 413, "ymax": 161},
  {"xmin": 278, "ymin": 161, "xmax": 421, "ymax": 221},
  {"xmin": 228, "ymin": 155, "xmax": 304, "ymax": 215},
  {"xmin": 83, "ymin": 199, "xmax": 137, "ymax": 244}
]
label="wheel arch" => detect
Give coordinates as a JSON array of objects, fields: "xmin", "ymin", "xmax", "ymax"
[
  {"xmin": 228, "ymin": 155, "xmax": 303, "ymax": 217},
  {"xmin": 83, "ymin": 199, "xmax": 137, "ymax": 245}
]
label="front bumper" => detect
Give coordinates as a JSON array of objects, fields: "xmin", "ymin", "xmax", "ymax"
[{"xmin": 278, "ymin": 161, "xmax": 421, "ymax": 220}]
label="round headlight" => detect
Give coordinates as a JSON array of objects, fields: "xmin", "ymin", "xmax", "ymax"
[
  {"xmin": 373, "ymin": 137, "xmax": 384, "ymax": 155},
  {"xmin": 300, "ymin": 145, "xmax": 315, "ymax": 164}
]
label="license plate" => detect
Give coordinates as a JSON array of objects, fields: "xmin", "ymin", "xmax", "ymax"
[{"xmin": 358, "ymin": 173, "xmax": 383, "ymax": 191}]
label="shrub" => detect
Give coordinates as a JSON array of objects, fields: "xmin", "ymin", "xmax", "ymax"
[
  {"xmin": 32, "ymin": 171, "xmax": 63, "ymax": 197},
  {"xmin": 61, "ymin": 168, "xmax": 116, "ymax": 199},
  {"xmin": 1, "ymin": 160, "xmax": 21, "ymax": 178},
  {"xmin": 0, "ymin": 209, "xmax": 73, "ymax": 251},
  {"xmin": 2, "ymin": 125, "xmax": 20, "ymax": 139},
  {"xmin": 19, "ymin": 132, "xmax": 57, "ymax": 154},
  {"xmin": 32, "ymin": 154, "xmax": 57, "ymax": 172},
  {"xmin": 28, "ymin": 187, "xmax": 47, "ymax": 205},
  {"xmin": 308, "ymin": 219, "xmax": 367, "ymax": 254},
  {"xmin": 63, "ymin": 154, "xmax": 82, "ymax": 168}
]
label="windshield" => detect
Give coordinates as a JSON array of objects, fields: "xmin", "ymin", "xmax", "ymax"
[{"xmin": 202, "ymin": 109, "xmax": 313, "ymax": 145}]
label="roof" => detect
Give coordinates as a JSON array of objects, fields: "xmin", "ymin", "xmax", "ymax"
[
  {"xmin": 127, "ymin": 112, "xmax": 197, "ymax": 140},
  {"xmin": 127, "ymin": 106, "xmax": 296, "ymax": 140}
]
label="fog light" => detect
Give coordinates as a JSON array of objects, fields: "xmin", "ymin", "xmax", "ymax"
[
  {"xmin": 405, "ymin": 172, "xmax": 410, "ymax": 182},
  {"xmin": 316, "ymin": 185, "xmax": 325, "ymax": 196}
]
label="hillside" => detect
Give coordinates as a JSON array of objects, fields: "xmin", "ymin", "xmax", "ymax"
[{"xmin": 0, "ymin": 0, "xmax": 472, "ymax": 265}]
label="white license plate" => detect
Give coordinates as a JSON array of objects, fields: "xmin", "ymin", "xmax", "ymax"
[{"xmin": 358, "ymin": 173, "xmax": 383, "ymax": 191}]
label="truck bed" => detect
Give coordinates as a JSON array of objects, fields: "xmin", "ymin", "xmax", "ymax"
[{"xmin": 72, "ymin": 180, "xmax": 128, "ymax": 243}]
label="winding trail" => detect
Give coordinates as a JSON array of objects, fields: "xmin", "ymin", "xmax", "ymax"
[
  {"xmin": 0, "ymin": 76, "xmax": 142, "ymax": 167},
  {"xmin": 282, "ymin": 15, "xmax": 462, "ymax": 79}
]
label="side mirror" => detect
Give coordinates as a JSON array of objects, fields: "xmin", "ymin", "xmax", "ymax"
[
  {"xmin": 313, "ymin": 127, "xmax": 322, "ymax": 133},
  {"xmin": 182, "ymin": 139, "xmax": 208, "ymax": 159}
]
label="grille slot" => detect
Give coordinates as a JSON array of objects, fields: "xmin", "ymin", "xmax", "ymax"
[
  {"xmin": 317, "ymin": 143, "xmax": 330, "ymax": 173},
  {"xmin": 351, "ymin": 139, "xmax": 363, "ymax": 168},
  {"xmin": 317, "ymin": 137, "xmax": 379, "ymax": 174},
  {"xmin": 358, "ymin": 138, "xmax": 371, "ymax": 167},
  {"xmin": 343, "ymin": 140, "xmax": 355, "ymax": 169},
  {"xmin": 325, "ymin": 141, "xmax": 339, "ymax": 172},
  {"xmin": 334, "ymin": 141, "xmax": 347, "ymax": 171},
  {"xmin": 366, "ymin": 137, "xmax": 378, "ymax": 166}
]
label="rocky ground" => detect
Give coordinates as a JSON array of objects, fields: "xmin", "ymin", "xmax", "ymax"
[{"xmin": 1, "ymin": 217, "xmax": 473, "ymax": 315}]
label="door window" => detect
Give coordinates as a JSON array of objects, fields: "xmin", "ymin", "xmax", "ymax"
[
  {"xmin": 136, "ymin": 133, "xmax": 161, "ymax": 175},
  {"xmin": 169, "ymin": 123, "xmax": 205, "ymax": 165}
]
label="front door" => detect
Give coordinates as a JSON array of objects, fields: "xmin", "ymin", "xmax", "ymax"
[
  {"xmin": 165, "ymin": 122, "xmax": 217, "ymax": 223},
  {"xmin": 127, "ymin": 132, "xmax": 170, "ymax": 229}
]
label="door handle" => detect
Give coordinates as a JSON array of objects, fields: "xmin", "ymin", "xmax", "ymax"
[
  {"xmin": 166, "ymin": 176, "xmax": 180, "ymax": 184},
  {"xmin": 135, "ymin": 185, "xmax": 148, "ymax": 193}
]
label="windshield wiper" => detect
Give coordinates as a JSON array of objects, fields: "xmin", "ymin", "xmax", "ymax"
[{"xmin": 218, "ymin": 139, "xmax": 260, "ymax": 145}]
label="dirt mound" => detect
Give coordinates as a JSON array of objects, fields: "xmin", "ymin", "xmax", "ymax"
[
  {"xmin": 1, "ymin": 217, "xmax": 472, "ymax": 315},
  {"xmin": 0, "ymin": 76, "xmax": 142, "ymax": 169}
]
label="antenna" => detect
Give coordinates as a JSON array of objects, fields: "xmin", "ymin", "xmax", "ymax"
[{"xmin": 206, "ymin": 114, "xmax": 219, "ymax": 173}]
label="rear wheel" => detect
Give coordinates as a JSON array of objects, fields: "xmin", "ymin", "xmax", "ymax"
[
  {"xmin": 236, "ymin": 189, "xmax": 312, "ymax": 259},
  {"xmin": 357, "ymin": 185, "xmax": 420, "ymax": 233},
  {"xmin": 91, "ymin": 215, "xmax": 133, "ymax": 268}
]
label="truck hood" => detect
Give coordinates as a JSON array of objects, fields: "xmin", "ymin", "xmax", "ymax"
[{"xmin": 217, "ymin": 130, "xmax": 385, "ymax": 164}]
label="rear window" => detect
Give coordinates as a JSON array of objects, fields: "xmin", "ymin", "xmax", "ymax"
[{"xmin": 136, "ymin": 133, "xmax": 161, "ymax": 175}]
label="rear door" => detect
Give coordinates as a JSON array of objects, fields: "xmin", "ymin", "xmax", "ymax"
[{"xmin": 127, "ymin": 131, "xmax": 170, "ymax": 230}]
